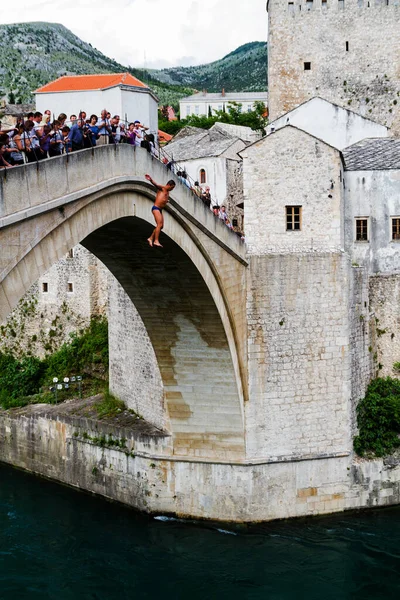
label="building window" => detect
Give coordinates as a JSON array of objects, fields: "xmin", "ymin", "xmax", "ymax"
[
  {"xmin": 218, "ymin": 104, "xmax": 223, "ymax": 111},
  {"xmin": 67, "ymin": 282, "xmax": 74, "ymax": 293},
  {"xmin": 355, "ymin": 218, "xmax": 369, "ymax": 241},
  {"xmin": 42, "ymin": 282, "xmax": 48, "ymax": 293},
  {"xmin": 286, "ymin": 206, "xmax": 302, "ymax": 231},
  {"xmin": 186, "ymin": 105, "xmax": 190, "ymax": 116},
  {"xmin": 346, "ymin": 41, "xmax": 349, "ymax": 51},
  {"xmin": 304, "ymin": 62, "xmax": 311, "ymax": 71},
  {"xmin": 195, "ymin": 105, "xmax": 200, "ymax": 115},
  {"xmin": 200, "ymin": 168, "xmax": 207, "ymax": 184},
  {"xmin": 338, "ymin": 0, "xmax": 345, "ymax": 8},
  {"xmin": 306, "ymin": 0, "xmax": 313, "ymax": 9},
  {"xmin": 392, "ymin": 218, "xmax": 400, "ymax": 241},
  {"xmin": 288, "ymin": 1, "xmax": 295, "ymax": 11}
]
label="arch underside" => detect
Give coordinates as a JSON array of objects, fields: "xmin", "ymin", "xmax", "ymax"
[
  {"xmin": 82, "ymin": 216, "xmax": 245, "ymax": 460},
  {"xmin": 0, "ymin": 190, "xmax": 246, "ymax": 460}
]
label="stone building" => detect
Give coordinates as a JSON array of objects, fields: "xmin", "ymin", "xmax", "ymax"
[
  {"xmin": 0, "ymin": 245, "xmax": 108, "ymax": 358},
  {"xmin": 241, "ymin": 124, "xmax": 400, "ymax": 449},
  {"xmin": 267, "ymin": 0, "xmax": 400, "ymax": 134},
  {"xmin": 266, "ymin": 96, "xmax": 389, "ymax": 149},
  {"xmin": 163, "ymin": 123, "xmax": 256, "ymax": 231}
]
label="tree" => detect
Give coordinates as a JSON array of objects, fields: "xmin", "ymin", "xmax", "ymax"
[
  {"xmin": 227, "ymin": 101, "xmax": 242, "ymax": 124},
  {"xmin": 8, "ymin": 91, "xmax": 15, "ymax": 104},
  {"xmin": 158, "ymin": 100, "xmax": 268, "ymax": 136}
]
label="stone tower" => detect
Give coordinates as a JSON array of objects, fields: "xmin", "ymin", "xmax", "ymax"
[{"xmin": 267, "ymin": 0, "xmax": 400, "ymax": 134}]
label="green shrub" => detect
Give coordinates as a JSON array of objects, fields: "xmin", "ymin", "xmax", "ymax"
[
  {"xmin": 354, "ymin": 377, "xmax": 400, "ymax": 457},
  {"xmin": 0, "ymin": 318, "xmax": 108, "ymax": 409},
  {"xmin": 43, "ymin": 317, "xmax": 108, "ymax": 380}
]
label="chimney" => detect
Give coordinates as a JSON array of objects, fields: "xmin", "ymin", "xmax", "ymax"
[
  {"xmin": 203, "ymin": 89, "xmax": 207, "ymax": 96},
  {"xmin": 222, "ymin": 88, "xmax": 225, "ymax": 97}
]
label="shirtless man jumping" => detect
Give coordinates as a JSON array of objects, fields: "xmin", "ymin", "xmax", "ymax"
[{"xmin": 145, "ymin": 174, "xmax": 176, "ymax": 247}]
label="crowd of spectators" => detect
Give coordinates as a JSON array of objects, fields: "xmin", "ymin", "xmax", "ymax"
[
  {"xmin": 174, "ymin": 170, "xmax": 237, "ymax": 231},
  {"xmin": 0, "ymin": 108, "xmax": 243, "ymax": 238},
  {"xmin": 0, "ymin": 109, "xmax": 154, "ymax": 166}
]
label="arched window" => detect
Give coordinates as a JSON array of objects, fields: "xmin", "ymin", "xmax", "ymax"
[{"xmin": 200, "ymin": 168, "xmax": 207, "ymax": 184}]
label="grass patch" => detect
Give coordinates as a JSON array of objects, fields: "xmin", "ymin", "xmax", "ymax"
[{"xmin": 95, "ymin": 390, "xmax": 126, "ymax": 419}]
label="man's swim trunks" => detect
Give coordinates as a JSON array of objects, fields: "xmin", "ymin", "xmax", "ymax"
[{"xmin": 152, "ymin": 206, "xmax": 162, "ymax": 213}]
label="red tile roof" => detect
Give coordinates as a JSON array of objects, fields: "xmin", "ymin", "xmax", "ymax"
[
  {"xmin": 158, "ymin": 130, "xmax": 173, "ymax": 143},
  {"xmin": 35, "ymin": 73, "xmax": 147, "ymax": 93}
]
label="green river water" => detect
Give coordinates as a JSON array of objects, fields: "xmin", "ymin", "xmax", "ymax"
[{"xmin": 0, "ymin": 463, "xmax": 399, "ymax": 600}]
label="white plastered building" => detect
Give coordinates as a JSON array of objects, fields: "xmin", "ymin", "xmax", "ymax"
[
  {"xmin": 179, "ymin": 91, "xmax": 268, "ymax": 119},
  {"xmin": 35, "ymin": 73, "xmax": 159, "ymax": 135}
]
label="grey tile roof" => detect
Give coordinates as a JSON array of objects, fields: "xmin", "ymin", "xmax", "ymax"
[
  {"xmin": 3, "ymin": 103, "xmax": 35, "ymax": 115},
  {"xmin": 164, "ymin": 126, "xmax": 241, "ymax": 161},
  {"xmin": 342, "ymin": 138, "xmax": 400, "ymax": 171}
]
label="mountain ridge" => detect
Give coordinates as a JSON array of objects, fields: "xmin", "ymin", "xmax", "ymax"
[{"xmin": 0, "ymin": 23, "xmax": 267, "ymax": 108}]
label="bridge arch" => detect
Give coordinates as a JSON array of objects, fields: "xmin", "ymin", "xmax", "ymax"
[{"xmin": 0, "ymin": 148, "xmax": 247, "ymax": 460}]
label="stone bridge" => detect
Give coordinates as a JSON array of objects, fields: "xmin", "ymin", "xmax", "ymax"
[
  {"xmin": 1, "ymin": 143, "xmax": 398, "ymax": 523},
  {"xmin": 0, "ymin": 145, "xmax": 248, "ymax": 461}
]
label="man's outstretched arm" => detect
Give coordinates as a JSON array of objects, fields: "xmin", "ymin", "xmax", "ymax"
[{"xmin": 145, "ymin": 174, "xmax": 163, "ymax": 191}]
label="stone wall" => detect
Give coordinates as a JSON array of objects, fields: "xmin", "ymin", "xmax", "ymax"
[
  {"xmin": 268, "ymin": 0, "xmax": 400, "ymax": 134},
  {"xmin": 1, "ymin": 403, "xmax": 400, "ymax": 522},
  {"xmin": 245, "ymin": 253, "xmax": 352, "ymax": 459},
  {"xmin": 369, "ymin": 274, "xmax": 400, "ymax": 378},
  {"xmin": 108, "ymin": 276, "xmax": 167, "ymax": 431},
  {"xmin": 348, "ymin": 266, "xmax": 376, "ymax": 435},
  {"xmin": 0, "ymin": 245, "xmax": 108, "ymax": 358}
]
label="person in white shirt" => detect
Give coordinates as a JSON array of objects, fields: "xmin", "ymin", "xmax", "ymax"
[{"xmin": 97, "ymin": 109, "xmax": 112, "ymax": 146}]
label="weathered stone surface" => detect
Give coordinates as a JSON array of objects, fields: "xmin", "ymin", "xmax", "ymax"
[
  {"xmin": 0, "ymin": 146, "xmax": 247, "ymax": 462},
  {"xmin": 0, "ymin": 245, "xmax": 108, "ymax": 358},
  {"xmin": 1, "ymin": 400, "xmax": 400, "ymax": 522},
  {"xmin": 268, "ymin": 0, "xmax": 400, "ymax": 134}
]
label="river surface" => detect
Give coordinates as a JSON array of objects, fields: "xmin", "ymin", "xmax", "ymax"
[{"xmin": 1, "ymin": 463, "xmax": 399, "ymax": 600}]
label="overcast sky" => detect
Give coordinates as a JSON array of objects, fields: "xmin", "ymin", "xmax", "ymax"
[{"xmin": 1, "ymin": 0, "xmax": 268, "ymax": 69}]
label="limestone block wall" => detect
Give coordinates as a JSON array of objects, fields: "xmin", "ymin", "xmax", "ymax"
[
  {"xmin": 245, "ymin": 253, "xmax": 352, "ymax": 459},
  {"xmin": 241, "ymin": 126, "xmax": 344, "ymax": 256},
  {"xmin": 108, "ymin": 276, "xmax": 167, "ymax": 432},
  {"xmin": 268, "ymin": 0, "xmax": 400, "ymax": 133},
  {"xmin": 1, "ymin": 406, "xmax": 400, "ymax": 522},
  {"xmin": 0, "ymin": 245, "xmax": 108, "ymax": 358},
  {"xmin": 348, "ymin": 266, "xmax": 376, "ymax": 435},
  {"xmin": 369, "ymin": 274, "xmax": 400, "ymax": 378}
]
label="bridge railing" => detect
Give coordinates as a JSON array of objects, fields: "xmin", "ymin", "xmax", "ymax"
[{"xmin": 0, "ymin": 144, "xmax": 243, "ymax": 253}]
